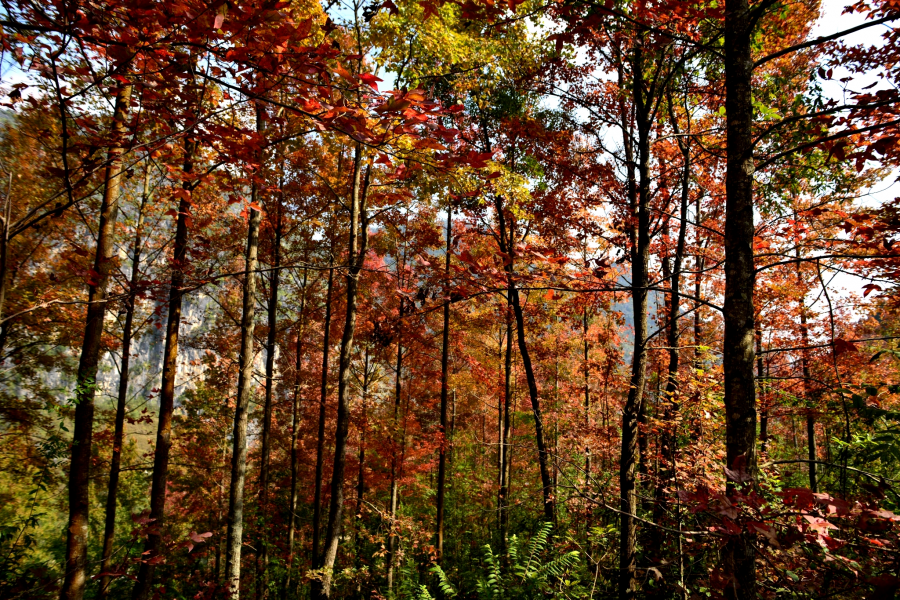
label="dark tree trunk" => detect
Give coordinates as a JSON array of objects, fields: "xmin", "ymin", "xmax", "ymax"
[
  {"xmin": 224, "ymin": 105, "xmax": 265, "ymax": 598},
  {"xmin": 493, "ymin": 197, "xmax": 554, "ymax": 525},
  {"xmin": 797, "ymin": 283, "xmax": 816, "ymax": 492},
  {"xmin": 257, "ymin": 205, "xmax": 282, "ymax": 600},
  {"xmin": 435, "ymin": 204, "xmax": 452, "ymax": 561},
  {"xmin": 354, "ymin": 345, "xmax": 370, "ymax": 599},
  {"xmin": 315, "ymin": 148, "xmax": 369, "ymax": 599},
  {"xmin": 99, "ymin": 162, "xmax": 149, "ymax": 600},
  {"xmin": 757, "ymin": 330, "xmax": 768, "ymax": 452},
  {"xmin": 619, "ymin": 40, "xmax": 651, "ymax": 600},
  {"xmin": 131, "ymin": 135, "xmax": 196, "ymax": 600},
  {"xmin": 313, "ymin": 256, "xmax": 335, "ymax": 568},
  {"xmin": 284, "ymin": 268, "xmax": 309, "ymax": 599},
  {"xmin": 61, "ymin": 83, "xmax": 131, "ymax": 600},
  {"xmin": 652, "ymin": 114, "xmax": 690, "ymax": 553},
  {"xmin": 386, "ymin": 298, "xmax": 404, "ymax": 592},
  {"xmin": 694, "ymin": 195, "xmax": 705, "ymax": 369},
  {"xmin": 0, "ymin": 169, "xmax": 13, "ymax": 359},
  {"xmin": 498, "ymin": 310, "xmax": 512, "ymax": 550},
  {"xmin": 723, "ymin": 0, "xmax": 759, "ymax": 594},
  {"xmin": 583, "ymin": 307, "xmax": 591, "ymax": 488}
]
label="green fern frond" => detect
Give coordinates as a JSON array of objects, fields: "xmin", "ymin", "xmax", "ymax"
[
  {"xmin": 430, "ymin": 564, "xmax": 458, "ymax": 598},
  {"xmin": 534, "ymin": 550, "xmax": 580, "ymax": 580},
  {"xmin": 524, "ymin": 522, "xmax": 552, "ymax": 575},
  {"xmin": 508, "ymin": 533, "xmax": 521, "ymax": 567}
]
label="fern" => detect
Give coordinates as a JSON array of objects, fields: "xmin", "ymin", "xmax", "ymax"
[
  {"xmin": 534, "ymin": 550, "xmax": 580, "ymax": 580},
  {"xmin": 523, "ymin": 521, "xmax": 552, "ymax": 576},
  {"xmin": 430, "ymin": 564, "xmax": 458, "ymax": 598},
  {"xmin": 409, "ymin": 522, "xmax": 582, "ymax": 599}
]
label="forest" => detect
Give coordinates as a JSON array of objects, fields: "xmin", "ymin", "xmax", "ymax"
[{"xmin": 0, "ymin": 0, "xmax": 899, "ymax": 598}]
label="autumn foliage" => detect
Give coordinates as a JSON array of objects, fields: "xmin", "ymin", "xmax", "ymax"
[{"xmin": 0, "ymin": 0, "xmax": 900, "ymax": 598}]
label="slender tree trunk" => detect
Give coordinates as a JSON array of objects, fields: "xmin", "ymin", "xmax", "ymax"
[
  {"xmin": 224, "ymin": 105, "xmax": 265, "ymax": 598},
  {"xmin": 131, "ymin": 133, "xmax": 197, "ymax": 600},
  {"xmin": 619, "ymin": 40, "xmax": 650, "ymax": 600},
  {"xmin": 354, "ymin": 345, "xmax": 370, "ymax": 599},
  {"xmin": 495, "ymin": 325, "xmax": 504, "ymax": 533},
  {"xmin": 284, "ymin": 268, "xmax": 309, "ymax": 599},
  {"xmin": 61, "ymin": 83, "xmax": 132, "ymax": 600},
  {"xmin": 0, "ymin": 169, "xmax": 13, "ymax": 360},
  {"xmin": 723, "ymin": 0, "xmax": 758, "ymax": 594},
  {"xmin": 386, "ymin": 299, "xmax": 404, "ymax": 592},
  {"xmin": 800, "ymin": 309, "xmax": 815, "ymax": 490},
  {"xmin": 498, "ymin": 313, "xmax": 512, "ymax": 549},
  {"xmin": 258, "ymin": 206, "xmax": 282, "ymax": 600},
  {"xmin": 313, "ymin": 258, "xmax": 335, "ymax": 568},
  {"xmin": 757, "ymin": 330, "xmax": 768, "ymax": 452},
  {"xmin": 316, "ymin": 148, "xmax": 369, "ymax": 599},
  {"xmin": 583, "ymin": 307, "xmax": 591, "ymax": 489},
  {"xmin": 652, "ymin": 124, "xmax": 690, "ymax": 555},
  {"xmin": 435, "ymin": 204, "xmax": 452, "ymax": 561},
  {"xmin": 794, "ymin": 239, "xmax": 816, "ymax": 492},
  {"xmin": 99, "ymin": 162, "xmax": 149, "ymax": 600},
  {"xmin": 493, "ymin": 200, "xmax": 554, "ymax": 524}
]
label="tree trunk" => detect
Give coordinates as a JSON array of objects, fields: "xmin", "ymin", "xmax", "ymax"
[
  {"xmin": 498, "ymin": 312, "xmax": 512, "ymax": 550},
  {"xmin": 224, "ymin": 105, "xmax": 265, "ymax": 598},
  {"xmin": 694, "ymin": 193, "xmax": 705, "ymax": 368},
  {"xmin": 386, "ymin": 298, "xmax": 404, "ymax": 592},
  {"xmin": 757, "ymin": 330, "xmax": 768, "ymax": 452},
  {"xmin": 258, "ymin": 204, "xmax": 282, "ymax": 600},
  {"xmin": 354, "ymin": 345, "xmax": 370, "ymax": 599},
  {"xmin": 98, "ymin": 161, "xmax": 149, "ymax": 600},
  {"xmin": 284, "ymin": 267, "xmax": 309, "ymax": 599},
  {"xmin": 583, "ymin": 307, "xmax": 591, "ymax": 489},
  {"xmin": 794, "ymin": 239, "xmax": 816, "ymax": 492},
  {"xmin": 723, "ymin": 0, "xmax": 758, "ymax": 593},
  {"xmin": 619, "ymin": 39, "xmax": 650, "ymax": 600},
  {"xmin": 61, "ymin": 82, "xmax": 131, "ymax": 600},
  {"xmin": 652, "ymin": 117, "xmax": 690, "ymax": 555},
  {"xmin": 313, "ymin": 257, "xmax": 335, "ymax": 568},
  {"xmin": 435, "ymin": 204, "xmax": 452, "ymax": 561},
  {"xmin": 0, "ymin": 169, "xmax": 13, "ymax": 359},
  {"xmin": 493, "ymin": 197, "xmax": 554, "ymax": 524},
  {"xmin": 131, "ymin": 134, "xmax": 197, "ymax": 600},
  {"xmin": 315, "ymin": 147, "xmax": 369, "ymax": 599}
]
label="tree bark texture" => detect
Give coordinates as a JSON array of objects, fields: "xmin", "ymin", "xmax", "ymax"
[
  {"xmin": 652, "ymin": 118, "xmax": 690, "ymax": 557},
  {"xmin": 258, "ymin": 206, "xmax": 282, "ymax": 600},
  {"xmin": 723, "ymin": 0, "xmax": 759, "ymax": 594},
  {"xmin": 99, "ymin": 161, "xmax": 148, "ymax": 600},
  {"xmin": 493, "ymin": 197, "xmax": 554, "ymax": 525},
  {"xmin": 435, "ymin": 205, "xmax": 452, "ymax": 561},
  {"xmin": 312, "ymin": 257, "xmax": 335, "ymax": 568},
  {"xmin": 224, "ymin": 105, "xmax": 265, "ymax": 598},
  {"xmin": 315, "ymin": 147, "xmax": 369, "ymax": 599},
  {"xmin": 386, "ymin": 298, "xmax": 404, "ymax": 592},
  {"xmin": 498, "ymin": 310, "xmax": 512, "ymax": 550},
  {"xmin": 284, "ymin": 267, "xmax": 308, "ymax": 599},
  {"xmin": 61, "ymin": 83, "xmax": 131, "ymax": 600},
  {"xmin": 132, "ymin": 135, "xmax": 196, "ymax": 600},
  {"xmin": 619, "ymin": 39, "xmax": 650, "ymax": 600}
]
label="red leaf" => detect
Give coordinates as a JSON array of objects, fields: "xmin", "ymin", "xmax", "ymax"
[
  {"xmin": 833, "ymin": 338, "xmax": 858, "ymax": 356},
  {"xmin": 863, "ymin": 283, "xmax": 882, "ymax": 297},
  {"xmin": 190, "ymin": 531, "xmax": 213, "ymax": 542},
  {"xmin": 358, "ymin": 73, "xmax": 383, "ymax": 91}
]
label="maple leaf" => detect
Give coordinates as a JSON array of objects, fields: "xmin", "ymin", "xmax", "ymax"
[
  {"xmin": 413, "ymin": 138, "xmax": 447, "ymax": 151},
  {"xmin": 358, "ymin": 73, "xmax": 383, "ymax": 91},
  {"xmin": 863, "ymin": 283, "xmax": 882, "ymax": 297},
  {"xmin": 833, "ymin": 338, "xmax": 858, "ymax": 357}
]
